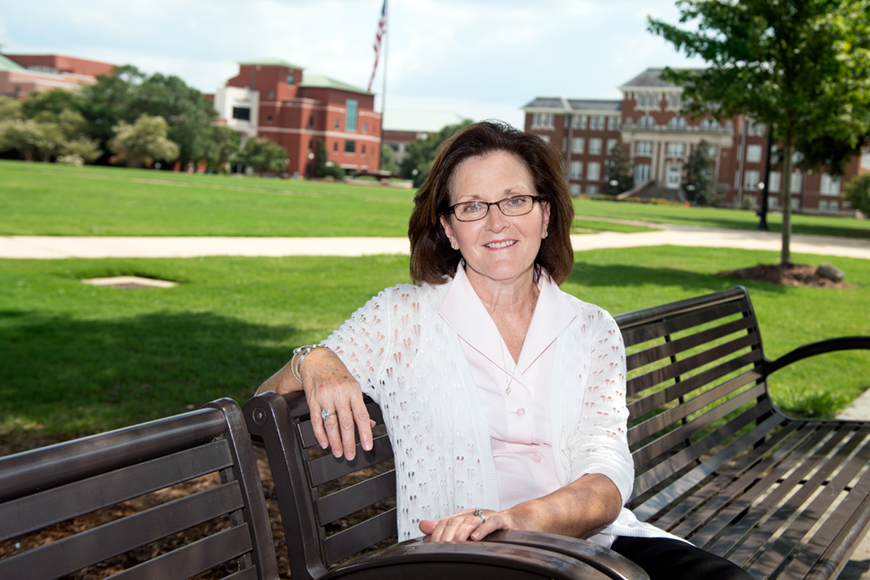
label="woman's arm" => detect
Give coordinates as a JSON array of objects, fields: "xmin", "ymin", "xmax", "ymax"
[
  {"xmin": 420, "ymin": 473, "xmax": 622, "ymax": 542},
  {"xmin": 257, "ymin": 347, "xmax": 373, "ymax": 460}
]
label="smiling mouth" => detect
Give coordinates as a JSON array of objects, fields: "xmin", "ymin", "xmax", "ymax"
[{"xmin": 485, "ymin": 240, "xmax": 517, "ymax": 249}]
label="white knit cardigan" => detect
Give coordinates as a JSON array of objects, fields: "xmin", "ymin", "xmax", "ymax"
[{"xmin": 323, "ymin": 280, "xmax": 679, "ymax": 543}]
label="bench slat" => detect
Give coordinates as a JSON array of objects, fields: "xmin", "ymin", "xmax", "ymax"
[
  {"xmin": 620, "ymin": 299, "xmax": 748, "ymax": 348},
  {"xmin": 0, "ymin": 439, "xmax": 233, "ymax": 542},
  {"xmin": 0, "ymin": 482, "xmax": 244, "ymax": 580},
  {"xmin": 111, "ymin": 525, "xmax": 254, "ymax": 580},
  {"xmin": 323, "ymin": 507, "xmax": 398, "ymax": 566},
  {"xmin": 316, "ymin": 469, "xmax": 397, "ymax": 524},
  {"xmin": 627, "ymin": 333, "xmax": 759, "ymax": 396},
  {"xmin": 626, "ymin": 315, "xmax": 756, "ymax": 371},
  {"xmin": 307, "ymin": 434, "xmax": 394, "ymax": 487}
]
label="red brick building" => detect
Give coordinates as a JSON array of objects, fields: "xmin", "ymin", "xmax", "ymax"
[
  {"xmin": 0, "ymin": 53, "xmax": 113, "ymax": 98},
  {"xmin": 214, "ymin": 58, "xmax": 381, "ymax": 176},
  {"xmin": 523, "ymin": 69, "xmax": 870, "ymax": 214}
]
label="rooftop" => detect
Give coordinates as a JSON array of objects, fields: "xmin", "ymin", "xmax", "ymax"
[
  {"xmin": 299, "ymin": 74, "xmax": 372, "ymax": 95},
  {"xmin": 238, "ymin": 58, "xmax": 305, "ymax": 70},
  {"xmin": 0, "ymin": 54, "xmax": 25, "ymax": 72},
  {"xmin": 521, "ymin": 97, "xmax": 621, "ymax": 112}
]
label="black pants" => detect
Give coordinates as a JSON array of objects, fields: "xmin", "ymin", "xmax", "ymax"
[{"xmin": 611, "ymin": 536, "xmax": 754, "ymax": 580}]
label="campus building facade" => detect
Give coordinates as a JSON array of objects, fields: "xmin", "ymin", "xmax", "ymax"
[
  {"xmin": 213, "ymin": 58, "xmax": 381, "ymax": 176},
  {"xmin": 523, "ymin": 69, "xmax": 870, "ymax": 214},
  {"xmin": 0, "ymin": 53, "xmax": 114, "ymax": 98}
]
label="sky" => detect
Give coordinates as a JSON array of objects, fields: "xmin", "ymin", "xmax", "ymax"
[{"xmin": 0, "ymin": 0, "xmax": 705, "ymax": 129}]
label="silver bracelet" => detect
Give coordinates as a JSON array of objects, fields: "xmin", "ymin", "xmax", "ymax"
[{"xmin": 291, "ymin": 344, "xmax": 328, "ymax": 384}]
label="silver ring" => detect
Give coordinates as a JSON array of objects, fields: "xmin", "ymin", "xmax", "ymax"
[
  {"xmin": 321, "ymin": 409, "xmax": 333, "ymax": 421},
  {"xmin": 473, "ymin": 508, "xmax": 485, "ymax": 524}
]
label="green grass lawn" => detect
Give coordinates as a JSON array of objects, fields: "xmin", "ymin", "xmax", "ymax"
[
  {"xmin": 2, "ymin": 159, "xmax": 869, "ymax": 239},
  {"xmin": 2, "ymin": 246, "xmax": 867, "ymax": 451}
]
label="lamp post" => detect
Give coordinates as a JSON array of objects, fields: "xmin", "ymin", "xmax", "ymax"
[{"xmin": 757, "ymin": 128, "xmax": 773, "ymax": 231}]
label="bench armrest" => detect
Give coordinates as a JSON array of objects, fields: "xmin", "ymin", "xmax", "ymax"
[{"xmin": 762, "ymin": 336, "xmax": 870, "ymax": 376}]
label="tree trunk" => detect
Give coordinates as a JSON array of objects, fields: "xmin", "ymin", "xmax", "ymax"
[{"xmin": 781, "ymin": 139, "xmax": 794, "ymax": 266}]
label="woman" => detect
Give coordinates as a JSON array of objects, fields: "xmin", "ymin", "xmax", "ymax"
[{"xmin": 259, "ymin": 121, "xmax": 752, "ymax": 580}]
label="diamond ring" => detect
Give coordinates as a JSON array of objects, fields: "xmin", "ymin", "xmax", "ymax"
[
  {"xmin": 473, "ymin": 508, "xmax": 485, "ymax": 524},
  {"xmin": 321, "ymin": 409, "xmax": 333, "ymax": 421}
]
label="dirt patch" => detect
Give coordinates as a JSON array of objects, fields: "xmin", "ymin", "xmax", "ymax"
[{"xmin": 718, "ymin": 263, "xmax": 852, "ymax": 288}]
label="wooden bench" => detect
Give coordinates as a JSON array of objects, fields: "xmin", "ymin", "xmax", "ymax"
[
  {"xmin": 244, "ymin": 286, "xmax": 870, "ymax": 580},
  {"xmin": 0, "ymin": 398, "xmax": 278, "ymax": 580}
]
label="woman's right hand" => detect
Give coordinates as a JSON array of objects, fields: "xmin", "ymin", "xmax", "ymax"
[
  {"xmin": 300, "ymin": 347, "xmax": 374, "ymax": 460},
  {"xmin": 257, "ymin": 347, "xmax": 373, "ymax": 460}
]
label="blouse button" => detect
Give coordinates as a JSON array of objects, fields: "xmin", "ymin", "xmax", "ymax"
[
  {"xmin": 532, "ymin": 453, "xmax": 543, "ymax": 463},
  {"xmin": 516, "ymin": 407, "xmax": 526, "ymax": 417}
]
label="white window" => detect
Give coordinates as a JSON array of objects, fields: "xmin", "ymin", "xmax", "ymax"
[
  {"xmin": 667, "ymin": 142, "xmax": 685, "ymax": 157},
  {"xmin": 587, "ymin": 162, "xmax": 601, "ymax": 181},
  {"xmin": 746, "ymin": 145, "xmax": 762, "ymax": 163},
  {"xmin": 744, "ymin": 170, "xmax": 760, "ymax": 190},
  {"xmin": 607, "ymin": 116, "xmax": 620, "ymax": 130},
  {"xmin": 590, "ymin": 115, "xmax": 606, "ymax": 130},
  {"xmin": 769, "ymin": 171, "xmax": 781, "ymax": 192},
  {"xmin": 668, "ymin": 94, "xmax": 681, "ymax": 109},
  {"xmin": 791, "ymin": 172, "xmax": 803, "ymax": 193},
  {"xmin": 533, "ymin": 112, "xmax": 554, "ymax": 128},
  {"xmin": 791, "ymin": 196, "xmax": 800, "ymax": 209},
  {"xmin": 638, "ymin": 115, "xmax": 655, "ymax": 128},
  {"xmin": 574, "ymin": 115, "xmax": 587, "ymax": 129},
  {"xmin": 700, "ymin": 118, "xmax": 721, "ymax": 130},
  {"xmin": 570, "ymin": 161, "xmax": 583, "ymax": 179},
  {"xmin": 792, "ymin": 151, "xmax": 804, "ymax": 165},
  {"xmin": 586, "ymin": 185, "xmax": 598, "ymax": 194},
  {"xmin": 770, "ymin": 196, "xmax": 779, "ymax": 208},
  {"xmin": 820, "ymin": 174, "xmax": 841, "ymax": 195},
  {"xmin": 755, "ymin": 122, "xmax": 766, "ymax": 136},
  {"xmin": 819, "ymin": 200, "xmax": 828, "ymax": 211},
  {"xmin": 635, "ymin": 164, "xmax": 651, "ymax": 181},
  {"xmin": 569, "ymin": 183, "xmax": 581, "ymax": 195},
  {"xmin": 589, "ymin": 139, "xmax": 603, "ymax": 155},
  {"xmin": 666, "ymin": 165, "xmax": 681, "ymax": 189},
  {"xmin": 668, "ymin": 116, "xmax": 687, "ymax": 129},
  {"xmin": 607, "ymin": 139, "xmax": 619, "ymax": 155},
  {"xmin": 572, "ymin": 138, "xmax": 585, "ymax": 154},
  {"xmin": 636, "ymin": 141, "xmax": 653, "ymax": 156},
  {"xmin": 831, "ymin": 200, "xmax": 839, "ymax": 211},
  {"xmin": 862, "ymin": 151, "xmax": 870, "ymax": 168}
]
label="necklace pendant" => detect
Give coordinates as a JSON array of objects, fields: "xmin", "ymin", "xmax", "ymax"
[{"xmin": 505, "ymin": 385, "xmax": 512, "ymax": 396}]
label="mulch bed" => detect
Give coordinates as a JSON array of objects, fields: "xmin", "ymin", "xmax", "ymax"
[{"xmin": 718, "ymin": 263, "xmax": 852, "ymax": 288}]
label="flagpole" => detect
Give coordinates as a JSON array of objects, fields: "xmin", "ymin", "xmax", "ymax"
[{"xmin": 378, "ymin": 0, "xmax": 388, "ymax": 175}]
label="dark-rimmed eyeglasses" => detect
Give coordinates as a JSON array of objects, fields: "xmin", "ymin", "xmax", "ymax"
[{"xmin": 445, "ymin": 195, "xmax": 543, "ymax": 222}]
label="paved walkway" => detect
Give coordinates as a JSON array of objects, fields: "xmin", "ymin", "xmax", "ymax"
[{"xmin": 2, "ymin": 224, "xmax": 869, "ymax": 260}]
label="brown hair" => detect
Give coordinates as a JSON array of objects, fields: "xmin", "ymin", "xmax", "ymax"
[{"xmin": 408, "ymin": 120, "xmax": 574, "ymax": 285}]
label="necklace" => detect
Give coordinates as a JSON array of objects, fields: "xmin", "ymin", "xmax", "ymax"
[{"xmin": 502, "ymin": 289, "xmax": 538, "ymax": 396}]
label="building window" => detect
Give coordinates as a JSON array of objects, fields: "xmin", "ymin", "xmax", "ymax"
[
  {"xmin": 569, "ymin": 183, "xmax": 581, "ymax": 195},
  {"xmin": 791, "ymin": 196, "xmax": 800, "ymax": 209},
  {"xmin": 309, "ymin": 115, "xmax": 315, "ymax": 127},
  {"xmin": 267, "ymin": 115, "xmax": 273, "ymax": 123},
  {"xmin": 819, "ymin": 200, "xmax": 828, "ymax": 211},
  {"xmin": 667, "ymin": 142, "xmax": 685, "ymax": 157},
  {"xmin": 287, "ymin": 75, "xmax": 295, "ymax": 86},
  {"xmin": 635, "ymin": 164, "xmax": 651, "ymax": 181},
  {"xmin": 587, "ymin": 162, "xmax": 601, "ymax": 181},
  {"xmin": 770, "ymin": 197, "xmax": 779, "ymax": 208},
  {"xmin": 831, "ymin": 200, "xmax": 839, "ymax": 211},
  {"xmin": 820, "ymin": 173, "xmax": 841, "ymax": 195},
  {"xmin": 345, "ymin": 140, "xmax": 356, "ymax": 154},
  {"xmin": 667, "ymin": 93, "xmax": 681, "ymax": 109},
  {"xmin": 638, "ymin": 115, "xmax": 655, "ymax": 128},
  {"xmin": 746, "ymin": 145, "xmax": 762, "ymax": 163},
  {"xmin": 635, "ymin": 141, "xmax": 653, "ymax": 156},
  {"xmin": 666, "ymin": 165, "xmax": 681, "ymax": 189},
  {"xmin": 333, "ymin": 141, "xmax": 338, "ymax": 152},
  {"xmin": 589, "ymin": 139, "xmax": 602, "ymax": 155},
  {"xmin": 573, "ymin": 115, "xmax": 587, "ymax": 129},
  {"xmin": 346, "ymin": 99, "xmax": 359, "ymax": 132},
  {"xmin": 532, "ymin": 112, "xmax": 554, "ymax": 128},
  {"xmin": 744, "ymin": 170, "xmax": 760, "ymax": 190},
  {"xmin": 572, "ymin": 138, "xmax": 584, "ymax": 154},
  {"xmin": 586, "ymin": 184, "xmax": 598, "ymax": 195},
  {"xmin": 363, "ymin": 122, "xmax": 368, "ymax": 134},
  {"xmin": 267, "ymin": 90, "xmax": 275, "ymax": 99},
  {"xmin": 590, "ymin": 115, "xmax": 606, "ymax": 130},
  {"xmin": 335, "ymin": 118, "xmax": 340, "ymax": 129},
  {"xmin": 362, "ymin": 144, "xmax": 367, "ymax": 154},
  {"xmin": 607, "ymin": 116, "xmax": 620, "ymax": 130},
  {"xmin": 791, "ymin": 172, "xmax": 803, "ymax": 193},
  {"xmin": 232, "ymin": 107, "xmax": 250, "ymax": 121},
  {"xmin": 668, "ymin": 116, "xmax": 687, "ymax": 129},
  {"xmin": 700, "ymin": 118, "xmax": 720, "ymax": 130},
  {"xmin": 755, "ymin": 122, "xmax": 766, "ymax": 136},
  {"xmin": 862, "ymin": 151, "xmax": 870, "ymax": 168},
  {"xmin": 769, "ymin": 171, "xmax": 782, "ymax": 192},
  {"xmin": 570, "ymin": 161, "xmax": 583, "ymax": 179},
  {"xmin": 607, "ymin": 139, "xmax": 618, "ymax": 155}
]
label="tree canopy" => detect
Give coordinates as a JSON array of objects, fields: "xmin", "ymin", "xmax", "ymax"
[
  {"xmin": 108, "ymin": 114, "xmax": 180, "ymax": 168},
  {"xmin": 604, "ymin": 138, "xmax": 635, "ymax": 195},
  {"xmin": 682, "ymin": 140, "xmax": 719, "ymax": 206},
  {"xmin": 649, "ymin": 0, "xmax": 870, "ymax": 265}
]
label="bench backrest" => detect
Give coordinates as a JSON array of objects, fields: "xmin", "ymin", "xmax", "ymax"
[
  {"xmin": 0, "ymin": 398, "xmax": 278, "ymax": 580},
  {"xmin": 245, "ymin": 286, "xmax": 769, "ymax": 579},
  {"xmin": 615, "ymin": 286, "xmax": 771, "ymax": 519}
]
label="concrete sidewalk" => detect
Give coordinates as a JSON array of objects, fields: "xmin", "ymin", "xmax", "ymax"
[{"xmin": 2, "ymin": 225, "xmax": 869, "ymax": 260}]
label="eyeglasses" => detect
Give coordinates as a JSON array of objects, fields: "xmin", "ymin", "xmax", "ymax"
[{"xmin": 445, "ymin": 195, "xmax": 543, "ymax": 222}]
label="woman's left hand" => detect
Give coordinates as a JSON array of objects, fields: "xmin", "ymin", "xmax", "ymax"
[{"xmin": 419, "ymin": 508, "xmax": 521, "ymax": 542}]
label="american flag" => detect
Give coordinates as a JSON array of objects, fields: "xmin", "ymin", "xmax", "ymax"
[{"xmin": 367, "ymin": 0, "xmax": 387, "ymax": 92}]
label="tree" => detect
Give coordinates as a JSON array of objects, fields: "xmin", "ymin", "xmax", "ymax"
[
  {"xmin": 312, "ymin": 138, "xmax": 329, "ymax": 178},
  {"xmin": 380, "ymin": 144, "xmax": 401, "ymax": 175},
  {"xmin": 400, "ymin": 120, "xmax": 472, "ymax": 187},
  {"xmin": 21, "ymin": 88, "xmax": 82, "ymax": 119},
  {"xmin": 206, "ymin": 125, "xmax": 241, "ymax": 174},
  {"xmin": 682, "ymin": 140, "xmax": 719, "ymax": 205},
  {"xmin": 649, "ymin": 0, "xmax": 870, "ymax": 265},
  {"xmin": 0, "ymin": 119, "xmax": 64, "ymax": 161},
  {"xmin": 0, "ymin": 95, "xmax": 23, "ymax": 120},
  {"xmin": 843, "ymin": 173, "xmax": 870, "ymax": 215},
  {"xmin": 236, "ymin": 137, "xmax": 288, "ymax": 175},
  {"xmin": 603, "ymin": 139, "xmax": 634, "ymax": 195},
  {"xmin": 108, "ymin": 114, "xmax": 179, "ymax": 168},
  {"xmin": 78, "ymin": 65, "xmax": 147, "ymax": 156}
]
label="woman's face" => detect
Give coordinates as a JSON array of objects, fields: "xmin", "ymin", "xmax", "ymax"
[{"xmin": 440, "ymin": 151, "xmax": 550, "ymax": 291}]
